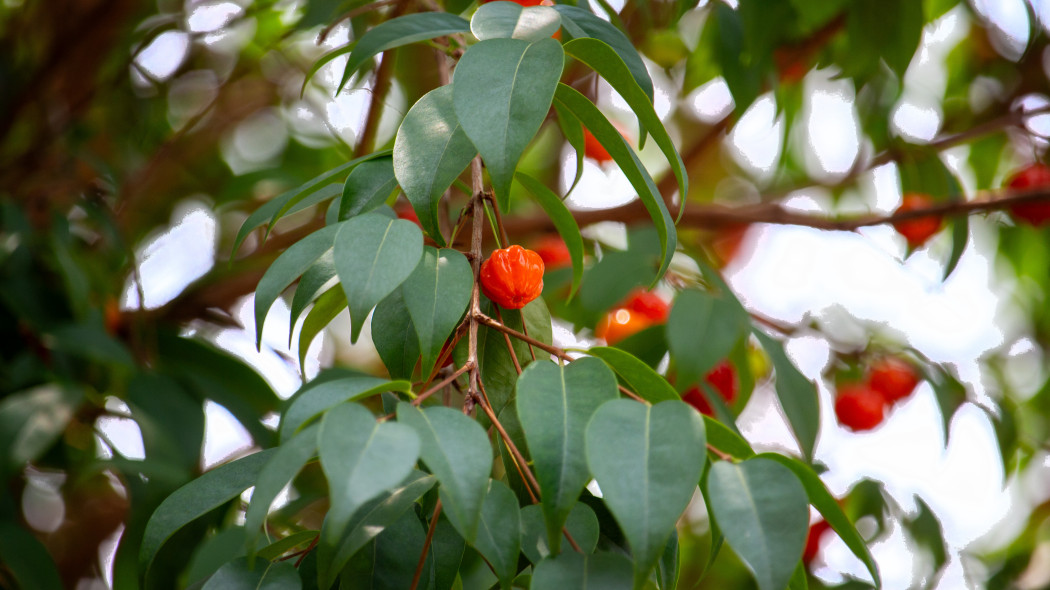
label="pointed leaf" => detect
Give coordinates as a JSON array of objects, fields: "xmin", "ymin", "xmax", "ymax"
[
  {"xmin": 707, "ymin": 458, "xmax": 809, "ymax": 590},
  {"xmin": 0, "ymin": 384, "xmax": 82, "ymax": 472},
  {"xmin": 327, "ymin": 471, "xmax": 437, "ymax": 584},
  {"xmin": 333, "ymin": 212, "xmax": 424, "ymax": 342},
  {"xmin": 753, "ymin": 331, "xmax": 819, "ymax": 461},
  {"xmin": 279, "ymin": 376, "xmax": 412, "ymax": 441},
  {"xmin": 588, "ymin": 346, "xmax": 680, "ymax": 403},
  {"xmin": 552, "ymin": 102, "xmax": 586, "ymax": 195},
  {"xmin": 473, "ymin": 480, "xmax": 522, "ymax": 589},
  {"xmin": 471, "ymin": 3, "xmax": 561, "ymax": 41},
  {"xmin": 531, "ymin": 552, "xmax": 635, "ymax": 590},
  {"xmin": 563, "ymin": 37, "xmax": 687, "ymax": 211},
  {"xmin": 339, "ymin": 156, "xmax": 398, "ymax": 221},
  {"xmin": 585, "ymin": 400, "xmax": 706, "ymax": 586},
  {"xmin": 401, "ymin": 247, "xmax": 473, "ymax": 375},
  {"xmin": 256, "ymin": 531, "xmax": 319, "ymax": 561},
  {"xmin": 515, "ymin": 172, "xmax": 585, "ymax": 299},
  {"xmin": 928, "ymin": 364, "xmax": 966, "ymax": 447},
  {"xmin": 337, "ymin": 13, "xmax": 472, "ymax": 93},
  {"xmin": 201, "ymin": 556, "xmax": 300, "ymax": 590},
  {"xmin": 553, "ymin": 83, "xmax": 676, "ymax": 283},
  {"xmin": 371, "ymin": 289, "xmax": 421, "ymax": 380},
  {"xmin": 396, "ymin": 403, "xmax": 492, "ymax": 542},
  {"xmin": 667, "ymin": 288, "xmax": 750, "ymax": 387},
  {"xmin": 394, "ymin": 85, "xmax": 476, "ymax": 244},
  {"xmin": 245, "ymin": 424, "xmax": 320, "ymax": 556},
  {"xmin": 757, "ymin": 453, "xmax": 881, "ymax": 588},
  {"xmin": 288, "ymin": 250, "xmax": 337, "ymax": 342},
  {"xmin": 232, "ymin": 154, "xmax": 386, "ymax": 256},
  {"xmin": 317, "ymin": 403, "xmax": 420, "ymax": 588},
  {"xmin": 704, "ymin": 415, "xmax": 755, "ymax": 460},
  {"xmin": 452, "ymin": 38, "xmax": 564, "ymax": 209},
  {"xmin": 520, "ymin": 502, "xmax": 599, "ymax": 564},
  {"xmin": 340, "ymin": 509, "xmax": 431, "ymax": 590},
  {"xmin": 0, "ymin": 521, "xmax": 63, "ymax": 590},
  {"xmin": 140, "ymin": 449, "xmax": 277, "ymax": 581},
  {"xmin": 295, "ymin": 286, "xmax": 347, "ymax": 374},
  {"xmin": 553, "ymin": 5, "xmax": 653, "ymax": 102},
  {"xmin": 432, "ymin": 515, "xmax": 466, "ymax": 590},
  {"xmin": 255, "ymin": 224, "xmax": 339, "ymax": 347},
  {"xmin": 516, "ymin": 358, "xmax": 618, "ymax": 552}
]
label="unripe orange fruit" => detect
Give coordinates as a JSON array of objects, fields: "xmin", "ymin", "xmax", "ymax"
[
  {"xmin": 1006, "ymin": 163, "xmax": 1050, "ymax": 226},
  {"xmin": 803, "ymin": 520, "xmax": 832, "ymax": 566},
  {"xmin": 480, "ymin": 245, "xmax": 544, "ymax": 309},
  {"xmin": 582, "ymin": 121, "xmax": 631, "ymax": 163},
  {"xmin": 868, "ymin": 356, "xmax": 920, "ymax": 404},
  {"xmin": 834, "ymin": 384, "xmax": 885, "ymax": 431},
  {"xmin": 533, "ymin": 235, "xmax": 571, "ymax": 269},
  {"xmin": 891, "ymin": 193, "xmax": 942, "ymax": 248}
]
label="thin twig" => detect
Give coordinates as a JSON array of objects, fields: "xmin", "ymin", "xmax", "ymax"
[
  {"xmin": 413, "ymin": 363, "xmax": 472, "ymax": 406},
  {"xmin": 466, "ymin": 157, "xmax": 486, "ymax": 416},
  {"xmin": 409, "ymin": 499, "xmax": 443, "ymax": 590},
  {"xmin": 475, "ymin": 313, "xmax": 569, "ymax": 361},
  {"xmin": 475, "ymin": 383, "xmax": 542, "ymax": 496},
  {"xmin": 317, "ymin": 0, "xmax": 400, "ymax": 43}
]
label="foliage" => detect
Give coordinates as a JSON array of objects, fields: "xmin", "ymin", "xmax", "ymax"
[{"xmin": 4, "ymin": 0, "xmax": 1050, "ymax": 589}]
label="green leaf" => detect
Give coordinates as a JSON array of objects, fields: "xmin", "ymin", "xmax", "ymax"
[
  {"xmin": 140, "ymin": 449, "xmax": 277, "ymax": 582},
  {"xmin": 757, "ymin": 453, "xmax": 880, "ymax": 587},
  {"xmin": 472, "ymin": 298, "xmax": 554, "ymax": 415},
  {"xmin": 254, "ymin": 224, "xmax": 339, "ymax": 347},
  {"xmin": 452, "ymin": 38, "xmax": 564, "ymax": 209},
  {"xmin": 471, "ymin": 3, "xmax": 561, "ymax": 41},
  {"xmin": 279, "ymin": 376, "xmax": 412, "ymax": 441},
  {"xmin": 0, "ymin": 384, "xmax": 82, "ymax": 473},
  {"xmin": 333, "ymin": 212, "xmax": 425, "ymax": 342},
  {"xmin": 553, "ymin": 102, "xmax": 586, "ymax": 195},
  {"xmin": 0, "ymin": 521, "xmax": 63, "ymax": 590},
  {"xmin": 703, "ymin": 416, "xmax": 755, "ymax": 460},
  {"xmin": 295, "ymin": 286, "xmax": 347, "ymax": 374},
  {"xmin": 712, "ymin": 3, "xmax": 762, "ymax": 113},
  {"xmin": 244, "ymin": 425, "xmax": 320, "ymax": 556},
  {"xmin": 585, "ymin": 400, "xmax": 706, "ymax": 587},
  {"xmin": 317, "ymin": 403, "xmax": 420, "ymax": 588},
  {"xmin": 288, "ymin": 250, "xmax": 337, "ymax": 343},
  {"xmin": 706, "ymin": 458, "xmax": 809, "ymax": 590},
  {"xmin": 336, "ymin": 12, "xmax": 472, "ymax": 93},
  {"xmin": 515, "ymin": 172, "xmax": 585, "ymax": 299},
  {"xmin": 339, "ymin": 156, "xmax": 398, "ymax": 221},
  {"xmin": 50, "ymin": 323, "xmax": 135, "ymax": 366},
  {"xmin": 128, "ymin": 374, "xmax": 204, "ymax": 473},
  {"xmin": 657, "ymin": 531, "xmax": 679, "ymax": 590},
  {"xmin": 396, "ymin": 403, "xmax": 493, "ymax": 542},
  {"xmin": 371, "ymin": 289, "xmax": 421, "ymax": 380},
  {"xmin": 393, "ymin": 85, "xmax": 476, "ymax": 245},
  {"xmin": 432, "ymin": 516, "xmax": 466, "ymax": 590},
  {"xmin": 553, "ymin": 5, "xmax": 654, "ymax": 103},
  {"xmin": 232, "ymin": 155, "xmax": 385, "ymax": 257},
  {"xmin": 928, "ymin": 364, "xmax": 967, "ymax": 446},
  {"xmin": 562, "ymin": 37, "xmax": 687, "ymax": 211},
  {"xmin": 906, "ymin": 497, "xmax": 948, "ymax": 581},
  {"xmin": 401, "ymin": 247, "xmax": 472, "ymax": 375},
  {"xmin": 844, "ymin": 0, "xmax": 923, "ymax": 78},
  {"xmin": 520, "ymin": 502, "xmax": 600, "ymax": 564},
  {"xmin": 667, "ymin": 288, "xmax": 750, "ymax": 387},
  {"xmin": 516, "ymin": 358, "xmax": 618, "ymax": 553},
  {"xmin": 588, "ymin": 346, "xmax": 679, "ymax": 403},
  {"xmin": 753, "ymin": 331, "xmax": 819, "ymax": 461},
  {"xmin": 473, "ymin": 479, "xmax": 522, "ymax": 589},
  {"xmin": 326, "ymin": 471, "xmax": 437, "ymax": 585},
  {"xmin": 256, "ymin": 531, "xmax": 319, "ymax": 562},
  {"xmin": 531, "ymin": 552, "xmax": 635, "ymax": 590},
  {"xmin": 201, "ymin": 556, "xmax": 301, "ymax": 590},
  {"xmin": 340, "ymin": 509, "xmax": 430, "ymax": 590},
  {"xmin": 553, "ymin": 83, "xmax": 677, "ymax": 283}
]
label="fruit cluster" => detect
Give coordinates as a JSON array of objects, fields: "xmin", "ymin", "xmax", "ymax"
[{"xmin": 834, "ymin": 356, "xmax": 921, "ymax": 431}]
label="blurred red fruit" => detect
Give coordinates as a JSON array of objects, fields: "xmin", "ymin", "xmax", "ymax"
[
  {"xmin": 595, "ymin": 290, "xmax": 669, "ymax": 344},
  {"xmin": 533, "ymin": 235, "xmax": 571, "ymax": 269},
  {"xmin": 834, "ymin": 384, "xmax": 885, "ymax": 431},
  {"xmin": 892, "ymin": 193, "xmax": 942, "ymax": 248},
  {"xmin": 868, "ymin": 357, "xmax": 920, "ymax": 404},
  {"xmin": 682, "ymin": 360, "xmax": 738, "ymax": 416},
  {"xmin": 582, "ymin": 122, "xmax": 631, "ymax": 163},
  {"xmin": 803, "ymin": 520, "xmax": 832, "ymax": 565},
  {"xmin": 1006, "ymin": 163, "xmax": 1050, "ymax": 226}
]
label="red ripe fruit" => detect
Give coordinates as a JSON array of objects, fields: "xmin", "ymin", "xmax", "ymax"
[
  {"xmin": 1006, "ymin": 163, "xmax": 1050, "ymax": 226},
  {"xmin": 582, "ymin": 122, "xmax": 631, "ymax": 163},
  {"xmin": 834, "ymin": 384, "xmax": 885, "ymax": 432},
  {"xmin": 868, "ymin": 357, "xmax": 920, "ymax": 404},
  {"xmin": 480, "ymin": 245, "xmax": 545, "ymax": 310},
  {"xmin": 682, "ymin": 360, "xmax": 738, "ymax": 416},
  {"xmin": 892, "ymin": 193, "xmax": 942, "ymax": 248},
  {"xmin": 533, "ymin": 235, "xmax": 571, "ymax": 269},
  {"xmin": 803, "ymin": 520, "xmax": 832, "ymax": 566},
  {"xmin": 594, "ymin": 290, "xmax": 669, "ymax": 345},
  {"xmin": 396, "ymin": 203, "xmax": 420, "ymax": 226}
]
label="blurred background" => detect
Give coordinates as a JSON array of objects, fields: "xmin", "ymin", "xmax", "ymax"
[{"xmin": 5, "ymin": 0, "xmax": 1050, "ymax": 588}]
